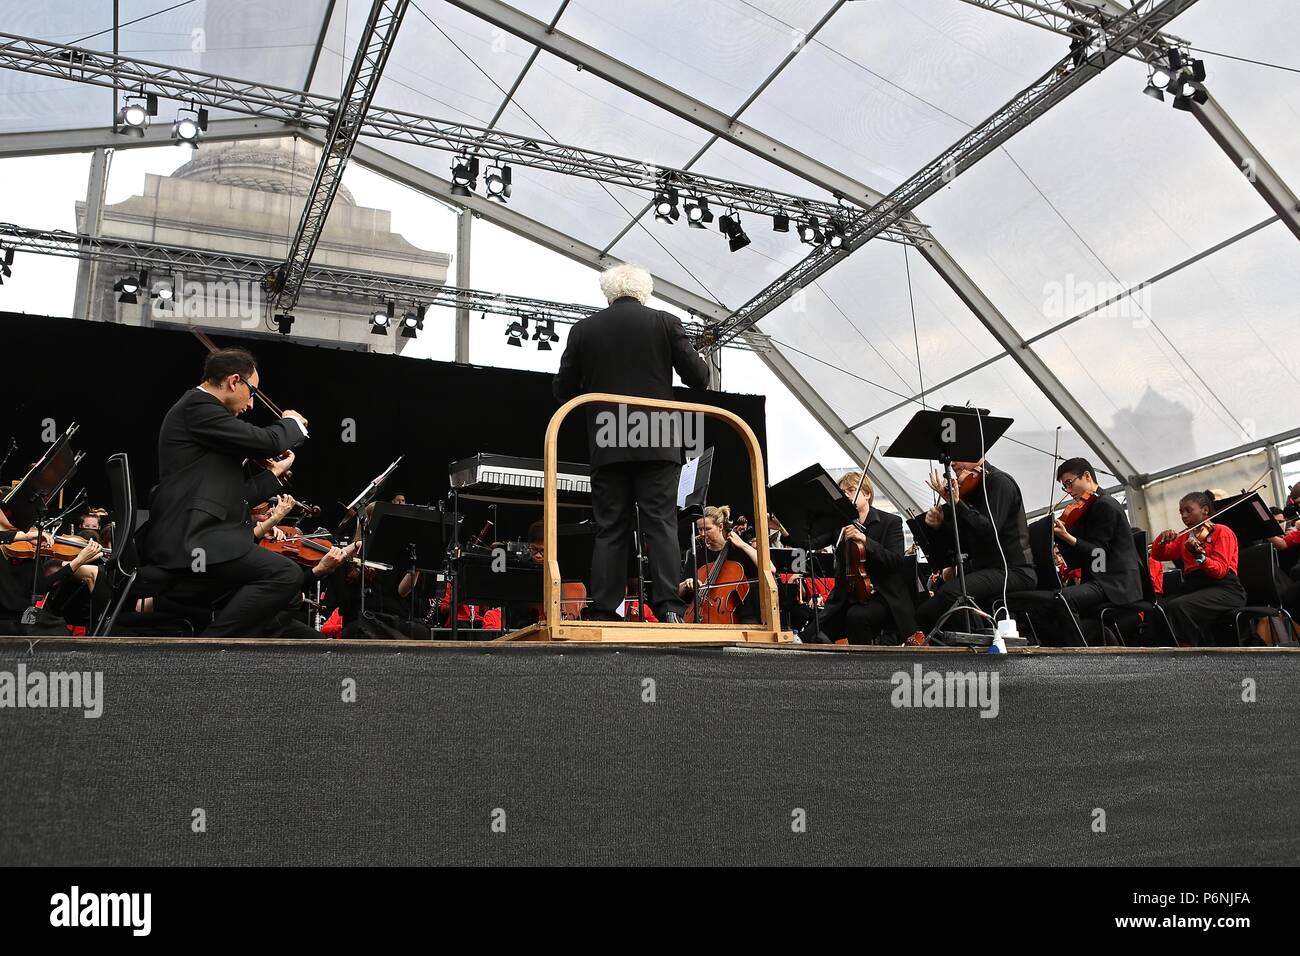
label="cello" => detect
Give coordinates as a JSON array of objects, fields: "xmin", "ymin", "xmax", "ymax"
[{"xmin": 683, "ymin": 515, "xmax": 753, "ymax": 624}]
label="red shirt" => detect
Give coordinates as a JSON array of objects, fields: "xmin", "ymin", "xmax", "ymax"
[
  {"xmin": 1150, "ymin": 524, "xmax": 1238, "ymax": 579},
  {"xmin": 1283, "ymin": 529, "xmax": 1300, "ymax": 548},
  {"xmin": 1147, "ymin": 555, "xmax": 1165, "ymax": 594}
]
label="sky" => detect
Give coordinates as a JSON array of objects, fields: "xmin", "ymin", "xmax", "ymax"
[{"xmin": 0, "ymin": 140, "xmax": 855, "ymax": 484}]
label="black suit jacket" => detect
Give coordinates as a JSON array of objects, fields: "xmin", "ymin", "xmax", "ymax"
[
  {"xmin": 944, "ymin": 464, "xmax": 1034, "ymax": 573},
  {"xmin": 1057, "ymin": 492, "xmax": 1141, "ymax": 604},
  {"xmin": 820, "ymin": 508, "xmax": 916, "ymax": 636},
  {"xmin": 553, "ymin": 296, "xmax": 711, "ymax": 470},
  {"xmin": 142, "ymin": 389, "xmax": 305, "ymax": 570}
]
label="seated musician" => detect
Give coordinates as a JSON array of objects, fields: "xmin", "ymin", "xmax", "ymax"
[
  {"xmin": 916, "ymin": 458, "xmax": 1036, "ymax": 633},
  {"xmin": 1149, "ymin": 490, "xmax": 1246, "ymax": 646},
  {"xmin": 0, "ymin": 508, "xmax": 104, "ymax": 633},
  {"xmin": 678, "ymin": 505, "xmax": 762, "ymax": 625},
  {"xmin": 814, "ymin": 472, "xmax": 923, "ymax": 646},
  {"xmin": 1267, "ymin": 506, "xmax": 1300, "ymax": 577},
  {"xmin": 1017, "ymin": 457, "xmax": 1142, "ymax": 645}
]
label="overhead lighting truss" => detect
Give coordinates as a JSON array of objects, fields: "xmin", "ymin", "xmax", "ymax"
[{"xmin": 0, "ymin": 31, "xmax": 921, "ymax": 243}]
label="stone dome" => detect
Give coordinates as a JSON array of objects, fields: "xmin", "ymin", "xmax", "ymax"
[{"xmin": 171, "ymin": 136, "xmax": 356, "ymax": 205}]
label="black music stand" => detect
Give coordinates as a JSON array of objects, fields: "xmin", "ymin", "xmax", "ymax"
[
  {"xmin": 338, "ymin": 457, "xmax": 403, "ymax": 624},
  {"xmin": 1210, "ymin": 490, "xmax": 1281, "ymax": 546},
  {"xmin": 367, "ymin": 503, "xmax": 454, "ymax": 634},
  {"xmin": 3, "ymin": 424, "xmax": 83, "ymax": 624},
  {"xmin": 886, "ymin": 406, "xmax": 1013, "ymax": 640},
  {"xmin": 767, "ymin": 463, "xmax": 859, "ymax": 639}
]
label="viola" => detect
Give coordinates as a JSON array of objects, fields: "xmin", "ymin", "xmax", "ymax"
[
  {"xmin": 254, "ymin": 495, "xmax": 321, "ymax": 520},
  {"xmin": 845, "ymin": 531, "xmax": 875, "ymax": 602},
  {"xmin": 956, "ymin": 465, "xmax": 983, "ymax": 498}
]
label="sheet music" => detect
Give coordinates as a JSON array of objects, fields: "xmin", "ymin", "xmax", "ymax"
[{"xmin": 677, "ymin": 455, "xmax": 700, "ymax": 509}]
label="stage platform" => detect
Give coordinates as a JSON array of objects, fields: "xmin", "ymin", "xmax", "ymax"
[{"xmin": 0, "ymin": 637, "xmax": 1296, "ymax": 866}]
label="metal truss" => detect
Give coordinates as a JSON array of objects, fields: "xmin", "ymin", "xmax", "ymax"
[
  {"xmin": 704, "ymin": 0, "xmax": 1202, "ymax": 350},
  {"xmin": 0, "ymin": 32, "xmax": 905, "ymax": 239},
  {"xmin": 0, "ymin": 223, "xmax": 759, "ymax": 349},
  {"xmin": 276, "ymin": 0, "xmax": 409, "ymax": 312},
  {"xmin": 956, "ymin": 0, "xmax": 1188, "ymax": 53}
]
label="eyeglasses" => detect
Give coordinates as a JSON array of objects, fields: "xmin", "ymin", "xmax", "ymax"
[
  {"xmin": 1060, "ymin": 476, "xmax": 1078, "ymax": 490},
  {"xmin": 236, "ymin": 377, "xmax": 257, "ymax": 394}
]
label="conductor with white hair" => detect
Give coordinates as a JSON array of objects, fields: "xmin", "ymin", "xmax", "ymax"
[{"xmin": 554, "ymin": 263, "xmax": 711, "ymax": 623}]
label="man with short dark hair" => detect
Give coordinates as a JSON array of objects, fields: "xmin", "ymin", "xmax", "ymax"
[{"xmin": 141, "ymin": 347, "xmax": 311, "ymax": 636}]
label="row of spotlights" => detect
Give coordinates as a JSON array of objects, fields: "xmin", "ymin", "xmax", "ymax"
[
  {"xmin": 113, "ymin": 269, "xmax": 174, "ymax": 306},
  {"xmin": 115, "ymin": 95, "xmax": 209, "ymax": 145},
  {"xmin": 1143, "ymin": 50, "xmax": 1208, "ymax": 110},
  {"xmin": 505, "ymin": 316, "xmax": 560, "ymax": 351},
  {"xmin": 657, "ymin": 186, "xmax": 848, "ymax": 253},
  {"xmin": 450, "ymin": 157, "xmax": 514, "ymax": 204},
  {"xmin": 370, "ymin": 301, "xmax": 426, "ymax": 338}
]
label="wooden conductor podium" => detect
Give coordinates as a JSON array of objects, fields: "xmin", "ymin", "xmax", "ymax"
[{"xmin": 496, "ymin": 393, "xmax": 793, "ymax": 644}]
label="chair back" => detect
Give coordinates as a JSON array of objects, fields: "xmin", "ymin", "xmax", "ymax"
[
  {"xmin": 1131, "ymin": 528, "xmax": 1154, "ymax": 603},
  {"xmin": 104, "ymin": 453, "xmax": 139, "ymax": 576},
  {"xmin": 1239, "ymin": 542, "xmax": 1281, "ymax": 607}
]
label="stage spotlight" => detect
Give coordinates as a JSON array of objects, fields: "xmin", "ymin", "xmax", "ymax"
[
  {"xmin": 0, "ymin": 247, "xmax": 13, "ymax": 284},
  {"xmin": 451, "ymin": 156, "xmax": 480, "ymax": 197},
  {"xmin": 653, "ymin": 188, "xmax": 680, "ymax": 224},
  {"xmin": 718, "ymin": 212, "xmax": 750, "ymax": 252},
  {"xmin": 772, "ymin": 213, "xmax": 790, "ymax": 233},
  {"xmin": 532, "ymin": 317, "xmax": 559, "ymax": 351},
  {"xmin": 1143, "ymin": 80, "xmax": 1164, "ymax": 101},
  {"xmin": 485, "ymin": 164, "xmax": 512, "ymax": 202},
  {"xmin": 1191, "ymin": 58, "xmax": 1207, "ymax": 83},
  {"xmin": 116, "ymin": 93, "xmax": 157, "ymax": 137},
  {"xmin": 826, "ymin": 219, "xmax": 847, "ymax": 250},
  {"xmin": 798, "ymin": 217, "xmax": 823, "ymax": 246},
  {"xmin": 275, "ymin": 313, "xmax": 294, "ymax": 335},
  {"xmin": 150, "ymin": 278, "xmax": 174, "ymax": 309},
  {"xmin": 401, "ymin": 305, "xmax": 426, "ymax": 339},
  {"xmin": 1167, "ymin": 47, "xmax": 1185, "ymax": 72},
  {"xmin": 1150, "ymin": 69, "xmax": 1172, "ymax": 91},
  {"xmin": 685, "ymin": 197, "xmax": 713, "ymax": 228},
  {"xmin": 505, "ymin": 316, "xmax": 529, "ymax": 346},
  {"xmin": 370, "ymin": 301, "xmax": 394, "ymax": 335},
  {"xmin": 114, "ymin": 269, "xmax": 146, "ymax": 304},
  {"xmin": 172, "ymin": 107, "xmax": 208, "ymax": 147}
]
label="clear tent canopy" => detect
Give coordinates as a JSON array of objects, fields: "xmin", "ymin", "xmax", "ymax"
[{"xmin": 2, "ymin": 0, "xmax": 1298, "ymax": 513}]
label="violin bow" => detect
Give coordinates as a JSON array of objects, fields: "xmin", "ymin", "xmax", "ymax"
[
  {"xmin": 1152, "ymin": 466, "xmax": 1273, "ymax": 549},
  {"xmin": 834, "ymin": 436, "xmax": 880, "ymax": 549},
  {"xmin": 190, "ymin": 329, "xmax": 287, "ymax": 417}
]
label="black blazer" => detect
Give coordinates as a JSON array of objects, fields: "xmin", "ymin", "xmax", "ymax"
[
  {"xmin": 944, "ymin": 464, "xmax": 1034, "ymax": 573},
  {"xmin": 1057, "ymin": 492, "xmax": 1141, "ymax": 605},
  {"xmin": 553, "ymin": 296, "xmax": 711, "ymax": 470},
  {"xmin": 141, "ymin": 389, "xmax": 305, "ymax": 570},
  {"xmin": 820, "ymin": 508, "xmax": 915, "ymax": 633}
]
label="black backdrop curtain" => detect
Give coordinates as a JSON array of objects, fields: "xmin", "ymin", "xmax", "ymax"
[{"xmin": 1, "ymin": 313, "xmax": 767, "ymax": 559}]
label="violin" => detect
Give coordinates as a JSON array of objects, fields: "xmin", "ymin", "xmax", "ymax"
[
  {"xmin": 254, "ymin": 495, "xmax": 321, "ymax": 520},
  {"xmin": 560, "ymin": 580, "xmax": 587, "ymax": 621},
  {"xmin": 2, "ymin": 532, "xmax": 110, "ymax": 562},
  {"xmin": 1059, "ymin": 492, "xmax": 1095, "ymax": 532},
  {"xmin": 260, "ymin": 526, "xmax": 386, "ymax": 572},
  {"xmin": 845, "ymin": 534, "xmax": 876, "ymax": 602}
]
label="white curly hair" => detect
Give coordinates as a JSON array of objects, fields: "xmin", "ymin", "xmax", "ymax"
[{"xmin": 599, "ymin": 263, "xmax": 653, "ymax": 305}]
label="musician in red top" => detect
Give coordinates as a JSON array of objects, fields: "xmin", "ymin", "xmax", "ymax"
[{"xmin": 1149, "ymin": 490, "xmax": 1246, "ymax": 645}]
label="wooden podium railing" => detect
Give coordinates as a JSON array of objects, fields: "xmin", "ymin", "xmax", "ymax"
[{"xmin": 495, "ymin": 392, "xmax": 792, "ymax": 644}]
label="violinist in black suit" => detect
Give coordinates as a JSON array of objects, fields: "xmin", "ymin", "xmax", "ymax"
[
  {"xmin": 816, "ymin": 472, "xmax": 924, "ymax": 645},
  {"xmin": 916, "ymin": 459, "xmax": 1037, "ymax": 632},
  {"xmin": 140, "ymin": 348, "xmax": 309, "ymax": 637},
  {"xmin": 553, "ymin": 263, "xmax": 711, "ymax": 623},
  {"xmin": 1014, "ymin": 457, "xmax": 1141, "ymax": 645}
]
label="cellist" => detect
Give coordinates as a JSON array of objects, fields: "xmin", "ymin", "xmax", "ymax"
[
  {"xmin": 814, "ymin": 472, "xmax": 924, "ymax": 646},
  {"xmin": 678, "ymin": 505, "xmax": 762, "ymax": 624}
]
